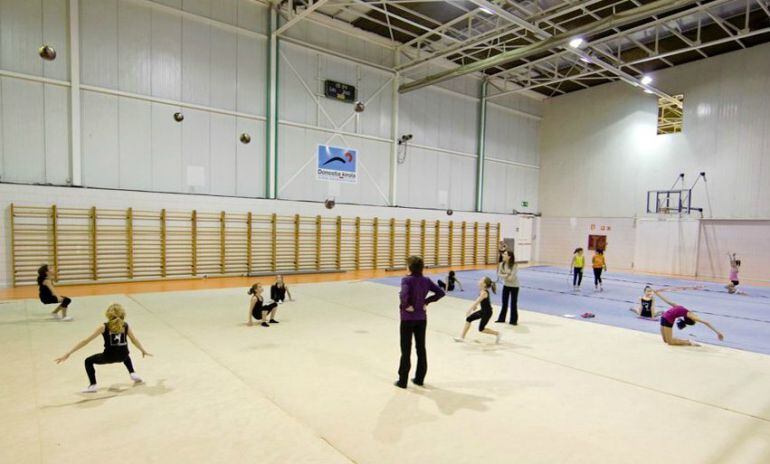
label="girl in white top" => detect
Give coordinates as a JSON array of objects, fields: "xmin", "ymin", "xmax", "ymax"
[{"xmin": 495, "ymin": 250, "xmax": 520, "ymax": 325}]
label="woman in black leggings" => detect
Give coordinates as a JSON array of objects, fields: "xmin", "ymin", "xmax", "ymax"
[
  {"xmin": 55, "ymin": 303, "xmax": 152, "ymax": 393},
  {"xmin": 247, "ymin": 283, "xmax": 279, "ymax": 327}
]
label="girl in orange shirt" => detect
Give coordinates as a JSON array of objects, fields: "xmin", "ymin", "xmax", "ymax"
[{"xmin": 592, "ymin": 250, "xmax": 606, "ymax": 291}]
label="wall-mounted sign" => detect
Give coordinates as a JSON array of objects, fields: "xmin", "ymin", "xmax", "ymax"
[
  {"xmin": 324, "ymin": 80, "xmax": 357, "ymax": 103},
  {"xmin": 521, "ymin": 201, "xmax": 529, "ymax": 207},
  {"xmin": 317, "ymin": 144, "xmax": 358, "ymax": 184}
]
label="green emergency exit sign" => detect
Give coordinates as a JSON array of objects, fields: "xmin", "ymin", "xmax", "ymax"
[{"xmin": 521, "ymin": 201, "xmax": 529, "ymax": 207}]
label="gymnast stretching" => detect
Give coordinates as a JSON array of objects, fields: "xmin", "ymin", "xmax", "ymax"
[{"xmin": 654, "ymin": 289, "xmax": 724, "ymax": 346}]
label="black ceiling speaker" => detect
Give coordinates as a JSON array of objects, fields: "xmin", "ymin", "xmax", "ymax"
[
  {"xmin": 173, "ymin": 112, "xmax": 184, "ymax": 122},
  {"xmin": 240, "ymin": 133, "xmax": 251, "ymax": 144}
]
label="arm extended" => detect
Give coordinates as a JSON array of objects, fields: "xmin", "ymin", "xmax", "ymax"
[
  {"xmin": 127, "ymin": 326, "xmax": 152, "ymax": 357},
  {"xmin": 55, "ymin": 325, "xmax": 103, "ymax": 363}
]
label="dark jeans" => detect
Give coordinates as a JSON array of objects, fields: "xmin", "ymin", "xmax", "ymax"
[
  {"xmin": 593, "ymin": 268, "xmax": 603, "ymax": 285},
  {"xmin": 398, "ymin": 319, "xmax": 427, "ymax": 385},
  {"xmin": 573, "ymin": 268, "xmax": 583, "ymax": 286},
  {"xmin": 497, "ymin": 286, "xmax": 519, "ymax": 324},
  {"xmin": 85, "ymin": 352, "xmax": 134, "ymax": 385}
]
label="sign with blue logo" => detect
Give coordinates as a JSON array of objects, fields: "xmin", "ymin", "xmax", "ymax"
[{"xmin": 316, "ymin": 144, "xmax": 358, "ymax": 184}]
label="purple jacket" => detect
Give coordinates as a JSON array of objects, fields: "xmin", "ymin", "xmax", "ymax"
[{"xmin": 399, "ymin": 274, "xmax": 445, "ymax": 321}]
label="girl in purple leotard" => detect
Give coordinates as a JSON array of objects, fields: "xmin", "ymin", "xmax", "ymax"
[{"xmin": 653, "ymin": 289, "xmax": 724, "ymax": 347}]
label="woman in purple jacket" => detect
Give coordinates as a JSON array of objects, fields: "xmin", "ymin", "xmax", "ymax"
[{"xmin": 396, "ymin": 255, "xmax": 445, "ymax": 389}]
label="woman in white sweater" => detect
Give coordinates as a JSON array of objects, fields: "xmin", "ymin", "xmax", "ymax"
[{"xmin": 496, "ymin": 250, "xmax": 520, "ymax": 325}]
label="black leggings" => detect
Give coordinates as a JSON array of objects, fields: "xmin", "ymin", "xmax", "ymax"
[
  {"xmin": 252, "ymin": 302, "xmax": 278, "ymax": 320},
  {"xmin": 497, "ymin": 286, "xmax": 519, "ymax": 324},
  {"xmin": 85, "ymin": 352, "xmax": 134, "ymax": 385},
  {"xmin": 573, "ymin": 268, "xmax": 583, "ymax": 286},
  {"xmin": 593, "ymin": 268, "xmax": 603, "ymax": 285},
  {"xmin": 42, "ymin": 296, "xmax": 71, "ymax": 307},
  {"xmin": 398, "ymin": 319, "xmax": 427, "ymax": 385}
]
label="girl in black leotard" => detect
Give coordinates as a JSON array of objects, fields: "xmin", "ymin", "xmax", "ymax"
[
  {"xmin": 37, "ymin": 264, "xmax": 73, "ymax": 321},
  {"xmin": 247, "ymin": 283, "xmax": 279, "ymax": 327},
  {"xmin": 454, "ymin": 277, "xmax": 501, "ymax": 344},
  {"xmin": 438, "ymin": 270, "xmax": 464, "ymax": 292},
  {"xmin": 629, "ymin": 285, "xmax": 661, "ymax": 319},
  {"xmin": 270, "ymin": 275, "xmax": 293, "ymax": 303},
  {"xmin": 55, "ymin": 303, "xmax": 152, "ymax": 393}
]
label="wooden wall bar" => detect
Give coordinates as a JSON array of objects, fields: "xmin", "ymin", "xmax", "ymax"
[{"xmin": 9, "ymin": 204, "xmax": 501, "ymax": 286}]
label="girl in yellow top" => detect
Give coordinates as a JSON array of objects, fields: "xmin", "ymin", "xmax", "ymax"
[
  {"xmin": 570, "ymin": 248, "xmax": 584, "ymax": 291},
  {"xmin": 592, "ymin": 250, "xmax": 607, "ymax": 291}
]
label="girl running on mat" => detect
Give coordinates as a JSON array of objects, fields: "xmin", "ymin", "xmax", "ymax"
[
  {"xmin": 454, "ymin": 277, "xmax": 501, "ymax": 344},
  {"xmin": 55, "ymin": 303, "xmax": 151, "ymax": 393},
  {"xmin": 570, "ymin": 248, "xmax": 585, "ymax": 291},
  {"xmin": 653, "ymin": 289, "xmax": 724, "ymax": 346},
  {"xmin": 247, "ymin": 283, "xmax": 279, "ymax": 327}
]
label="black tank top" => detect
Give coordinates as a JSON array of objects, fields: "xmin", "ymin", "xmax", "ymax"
[
  {"xmin": 102, "ymin": 322, "xmax": 129, "ymax": 356},
  {"xmin": 480, "ymin": 293, "xmax": 493, "ymax": 313},
  {"xmin": 38, "ymin": 277, "xmax": 54, "ymax": 301},
  {"xmin": 271, "ymin": 284, "xmax": 286, "ymax": 301},
  {"xmin": 640, "ymin": 298, "xmax": 652, "ymax": 315}
]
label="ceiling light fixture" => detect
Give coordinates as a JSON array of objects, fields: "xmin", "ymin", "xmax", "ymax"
[
  {"xmin": 641, "ymin": 75, "xmax": 653, "ymax": 85},
  {"xmin": 479, "ymin": 7, "xmax": 495, "ymax": 14},
  {"xmin": 569, "ymin": 37, "xmax": 584, "ymax": 48}
]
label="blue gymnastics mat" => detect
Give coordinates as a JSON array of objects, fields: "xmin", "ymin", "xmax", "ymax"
[{"xmin": 371, "ymin": 266, "xmax": 770, "ymax": 355}]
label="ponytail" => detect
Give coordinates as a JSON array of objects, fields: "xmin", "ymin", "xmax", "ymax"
[
  {"xmin": 248, "ymin": 283, "xmax": 259, "ymax": 295},
  {"xmin": 105, "ymin": 303, "xmax": 126, "ymax": 334},
  {"xmin": 482, "ymin": 276, "xmax": 497, "ymax": 294}
]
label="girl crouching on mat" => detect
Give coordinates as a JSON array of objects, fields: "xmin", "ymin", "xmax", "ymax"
[
  {"xmin": 454, "ymin": 277, "xmax": 501, "ymax": 344},
  {"xmin": 271, "ymin": 275, "xmax": 293, "ymax": 303},
  {"xmin": 571, "ymin": 248, "xmax": 584, "ymax": 291},
  {"xmin": 726, "ymin": 253, "xmax": 741, "ymax": 294},
  {"xmin": 55, "ymin": 303, "xmax": 151, "ymax": 393},
  {"xmin": 37, "ymin": 264, "xmax": 73, "ymax": 321},
  {"xmin": 653, "ymin": 289, "xmax": 724, "ymax": 346},
  {"xmin": 629, "ymin": 285, "xmax": 661, "ymax": 319},
  {"xmin": 438, "ymin": 270, "xmax": 464, "ymax": 292},
  {"xmin": 247, "ymin": 283, "xmax": 279, "ymax": 327}
]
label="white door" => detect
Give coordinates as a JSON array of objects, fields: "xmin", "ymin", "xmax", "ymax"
[{"xmin": 515, "ymin": 216, "xmax": 534, "ymax": 262}]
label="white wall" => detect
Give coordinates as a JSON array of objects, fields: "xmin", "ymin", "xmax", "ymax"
[
  {"xmin": 533, "ymin": 216, "xmax": 636, "ymax": 270},
  {"xmin": 0, "ymin": 0, "xmax": 542, "ymax": 213},
  {"xmin": 483, "ymin": 102, "xmax": 541, "ymax": 215},
  {"xmin": 539, "ymin": 42, "xmax": 770, "ymax": 219},
  {"xmin": 697, "ymin": 220, "xmax": 770, "ymax": 282},
  {"xmin": 0, "ymin": 183, "xmax": 518, "ymax": 287}
]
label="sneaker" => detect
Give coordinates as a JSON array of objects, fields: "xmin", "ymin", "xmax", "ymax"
[
  {"xmin": 411, "ymin": 378, "xmax": 424, "ymax": 387},
  {"xmin": 260, "ymin": 322, "xmax": 269, "ymax": 327},
  {"xmin": 453, "ymin": 337, "xmax": 465, "ymax": 343},
  {"xmin": 61, "ymin": 316, "xmax": 73, "ymax": 322},
  {"xmin": 81, "ymin": 384, "xmax": 98, "ymax": 393},
  {"xmin": 269, "ymin": 319, "xmax": 279, "ymax": 324},
  {"xmin": 495, "ymin": 334, "xmax": 502, "ymax": 344},
  {"xmin": 130, "ymin": 373, "xmax": 143, "ymax": 384},
  {"xmin": 393, "ymin": 381, "xmax": 407, "ymax": 389}
]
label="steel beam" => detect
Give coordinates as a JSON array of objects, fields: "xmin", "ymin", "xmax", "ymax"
[
  {"xmin": 399, "ymin": 0, "xmax": 698, "ymax": 94},
  {"xmin": 274, "ymin": 0, "xmax": 331, "ymax": 37}
]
